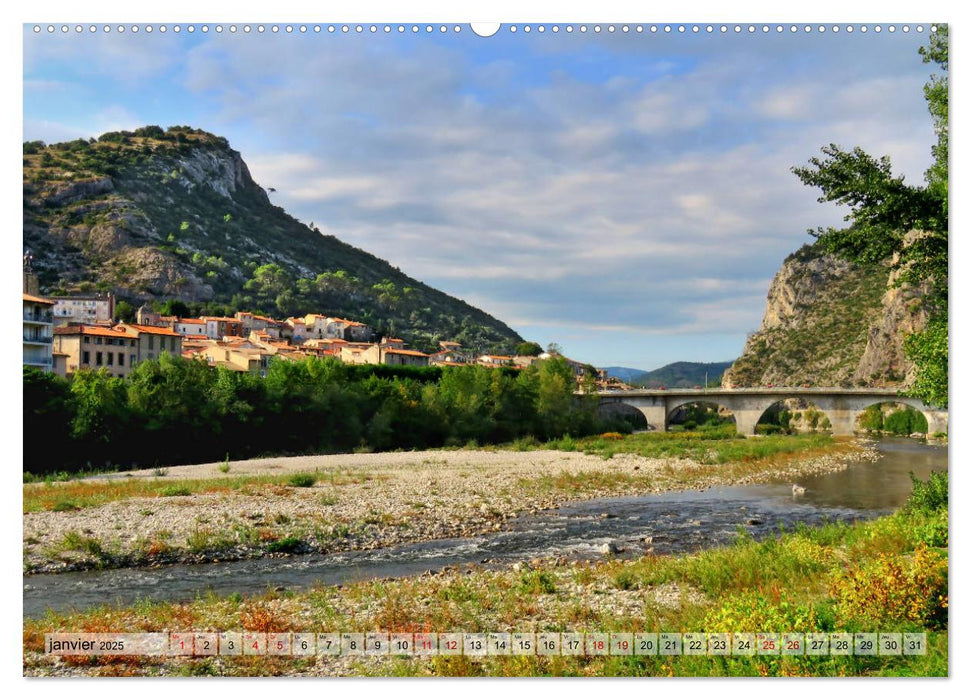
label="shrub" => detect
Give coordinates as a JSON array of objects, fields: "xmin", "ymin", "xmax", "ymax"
[
  {"xmin": 906, "ymin": 471, "xmax": 948, "ymax": 515},
  {"xmin": 547, "ymin": 435, "xmax": 578, "ymax": 452},
  {"xmin": 288, "ymin": 473, "xmax": 316, "ymax": 488},
  {"xmin": 518, "ymin": 570, "xmax": 557, "ymax": 595},
  {"xmin": 159, "ymin": 486, "xmax": 191, "ymax": 497},
  {"xmin": 914, "ymin": 516, "xmax": 948, "ymax": 548},
  {"xmin": 266, "ymin": 536, "xmax": 305, "ymax": 554},
  {"xmin": 829, "ymin": 544, "xmax": 948, "ymax": 630},
  {"xmin": 703, "ymin": 589, "xmax": 820, "ymax": 632},
  {"xmin": 511, "ymin": 435, "xmax": 540, "ymax": 451},
  {"xmin": 613, "ymin": 568, "xmax": 638, "ymax": 590},
  {"xmin": 52, "ymin": 500, "xmax": 80, "ymax": 512}
]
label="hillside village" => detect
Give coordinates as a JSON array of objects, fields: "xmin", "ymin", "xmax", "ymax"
[{"xmin": 24, "ymin": 257, "xmax": 616, "ymax": 388}]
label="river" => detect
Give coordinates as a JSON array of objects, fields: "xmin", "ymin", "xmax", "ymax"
[{"xmin": 23, "ymin": 438, "xmax": 946, "ymax": 619}]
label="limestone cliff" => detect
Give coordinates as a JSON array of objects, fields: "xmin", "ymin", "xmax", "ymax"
[{"xmin": 722, "ymin": 243, "xmax": 929, "ymax": 389}]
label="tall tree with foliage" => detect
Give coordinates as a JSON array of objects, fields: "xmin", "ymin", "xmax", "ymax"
[{"xmin": 792, "ymin": 26, "xmax": 948, "ymax": 407}]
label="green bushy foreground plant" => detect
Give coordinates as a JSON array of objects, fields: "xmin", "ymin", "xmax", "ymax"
[{"xmin": 905, "ymin": 470, "xmax": 948, "ymax": 514}]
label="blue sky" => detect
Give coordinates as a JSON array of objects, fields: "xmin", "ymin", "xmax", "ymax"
[{"xmin": 23, "ymin": 21, "xmax": 940, "ymax": 370}]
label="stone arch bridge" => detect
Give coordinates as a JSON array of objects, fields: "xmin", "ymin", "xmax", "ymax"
[{"xmin": 597, "ymin": 387, "xmax": 947, "ymax": 436}]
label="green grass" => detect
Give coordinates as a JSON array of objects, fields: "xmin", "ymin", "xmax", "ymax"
[
  {"xmin": 287, "ymin": 473, "xmax": 317, "ymax": 488},
  {"xmin": 23, "ymin": 470, "xmax": 375, "ymax": 513},
  {"xmin": 546, "ymin": 429, "xmax": 836, "ymax": 465}
]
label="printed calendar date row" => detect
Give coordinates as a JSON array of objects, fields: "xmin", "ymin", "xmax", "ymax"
[{"xmin": 44, "ymin": 631, "xmax": 927, "ymax": 657}]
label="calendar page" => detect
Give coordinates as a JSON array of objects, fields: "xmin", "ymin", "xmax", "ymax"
[{"xmin": 20, "ymin": 4, "xmax": 949, "ymax": 683}]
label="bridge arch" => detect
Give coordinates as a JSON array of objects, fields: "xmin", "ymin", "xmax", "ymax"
[
  {"xmin": 753, "ymin": 397, "xmax": 835, "ymax": 435},
  {"xmin": 665, "ymin": 399, "xmax": 736, "ymax": 431},
  {"xmin": 597, "ymin": 401, "xmax": 649, "ymax": 430},
  {"xmin": 855, "ymin": 397, "xmax": 946, "ymax": 436}
]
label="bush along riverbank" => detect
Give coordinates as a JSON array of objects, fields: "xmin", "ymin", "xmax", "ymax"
[
  {"xmin": 23, "ymin": 433, "xmax": 869, "ymax": 574},
  {"xmin": 23, "ymin": 470, "xmax": 945, "ymax": 677}
]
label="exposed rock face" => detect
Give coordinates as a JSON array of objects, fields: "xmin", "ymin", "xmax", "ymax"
[
  {"xmin": 37, "ymin": 177, "xmax": 114, "ymax": 207},
  {"xmin": 853, "ymin": 262, "xmax": 931, "ymax": 387},
  {"xmin": 722, "ymin": 245, "xmax": 928, "ymax": 389},
  {"xmin": 172, "ymin": 148, "xmax": 269, "ymax": 205}
]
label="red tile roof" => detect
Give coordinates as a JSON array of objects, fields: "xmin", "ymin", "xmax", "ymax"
[
  {"xmin": 55, "ymin": 324, "xmax": 138, "ymax": 339},
  {"xmin": 23, "ymin": 293, "xmax": 54, "ymax": 305},
  {"xmin": 116, "ymin": 323, "xmax": 183, "ymax": 337},
  {"xmin": 385, "ymin": 349, "xmax": 428, "ymax": 357}
]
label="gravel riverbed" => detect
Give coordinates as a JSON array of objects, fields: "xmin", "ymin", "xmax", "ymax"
[{"xmin": 23, "ymin": 442, "xmax": 877, "ymax": 575}]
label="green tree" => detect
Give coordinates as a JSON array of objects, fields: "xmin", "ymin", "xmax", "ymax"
[
  {"xmin": 23, "ymin": 367, "xmax": 76, "ymax": 473},
  {"xmin": 244, "ymin": 263, "xmax": 293, "ymax": 311},
  {"xmin": 792, "ymin": 26, "xmax": 948, "ymax": 407},
  {"xmin": 68, "ymin": 369, "xmax": 130, "ymax": 466},
  {"xmin": 858, "ymin": 404, "xmax": 885, "ymax": 432},
  {"xmin": 515, "ymin": 341, "xmax": 543, "ymax": 356},
  {"xmin": 161, "ymin": 299, "xmax": 191, "ymax": 318},
  {"xmin": 114, "ymin": 300, "xmax": 136, "ymax": 323}
]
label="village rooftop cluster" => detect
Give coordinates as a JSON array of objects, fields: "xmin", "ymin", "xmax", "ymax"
[{"xmin": 24, "ymin": 287, "xmax": 617, "ymax": 386}]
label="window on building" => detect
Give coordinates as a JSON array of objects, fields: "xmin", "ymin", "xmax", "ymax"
[
  {"xmin": 84, "ymin": 336, "xmax": 90, "ymax": 343},
  {"xmin": 148, "ymin": 335, "xmax": 154, "ymax": 350},
  {"xmin": 96, "ymin": 352, "xmax": 103, "ymax": 366},
  {"xmin": 83, "ymin": 351, "xmax": 90, "ymax": 364},
  {"xmin": 119, "ymin": 354, "xmax": 124, "ymax": 366},
  {"xmin": 107, "ymin": 353, "xmax": 113, "ymax": 366},
  {"xmin": 130, "ymin": 354, "xmax": 136, "ymax": 365},
  {"xmin": 95, "ymin": 337, "xmax": 102, "ymax": 345}
]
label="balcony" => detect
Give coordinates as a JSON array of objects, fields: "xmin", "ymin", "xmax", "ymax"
[
  {"xmin": 23, "ymin": 356, "xmax": 53, "ymax": 369},
  {"xmin": 23, "ymin": 333, "xmax": 52, "ymax": 344},
  {"xmin": 23, "ymin": 310, "xmax": 54, "ymax": 324}
]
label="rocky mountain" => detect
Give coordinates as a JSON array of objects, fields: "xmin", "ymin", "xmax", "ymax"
[
  {"xmin": 722, "ymin": 242, "xmax": 930, "ymax": 389},
  {"xmin": 22, "ymin": 126, "xmax": 522, "ymax": 352}
]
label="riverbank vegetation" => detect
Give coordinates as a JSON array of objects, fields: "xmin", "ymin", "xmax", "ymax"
[
  {"xmin": 857, "ymin": 404, "xmax": 929, "ymax": 436},
  {"xmin": 24, "ymin": 355, "xmax": 615, "ymax": 476},
  {"xmin": 23, "ymin": 471, "xmax": 947, "ymax": 677},
  {"xmin": 522, "ymin": 427, "xmax": 837, "ymax": 466}
]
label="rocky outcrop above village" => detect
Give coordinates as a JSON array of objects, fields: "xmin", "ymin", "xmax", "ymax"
[
  {"xmin": 722, "ymin": 243, "xmax": 929, "ymax": 389},
  {"xmin": 22, "ymin": 126, "xmax": 521, "ymax": 350}
]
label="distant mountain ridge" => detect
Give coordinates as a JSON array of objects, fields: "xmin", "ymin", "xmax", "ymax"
[
  {"xmin": 606, "ymin": 361, "xmax": 733, "ymax": 387},
  {"xmin": 22, "ymin": 125, "xmax": 522, "ymax": 352},
  {"xmin": 603, "ymin": 366, "xmax": 648, "ymax": 383}
]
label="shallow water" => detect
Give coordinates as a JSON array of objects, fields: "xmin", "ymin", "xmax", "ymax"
[{"xmin": 23, "ymin": 438, "xmax": 946, "ymax": 618}]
